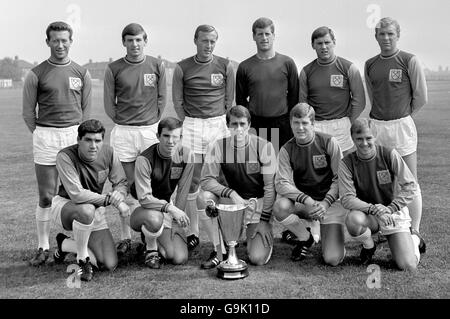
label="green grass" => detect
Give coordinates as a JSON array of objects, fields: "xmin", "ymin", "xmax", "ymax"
[{"xmin": 0, "ymin": 80, "xmax": 449, "ymax": 299}]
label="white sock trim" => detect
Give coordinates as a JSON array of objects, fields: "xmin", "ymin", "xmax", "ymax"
[
  {"xmin": 36, "ymin": 205, "xmax": 51, "ymax": 221},
  {"xmin": 353, "ymin": 228, "xmax": 374, "ymax": 249}
]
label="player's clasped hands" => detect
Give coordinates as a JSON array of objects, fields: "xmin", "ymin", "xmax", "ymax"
[
  {"xmin": 370, "ymin": 204, "xmax": 396, "ymax": 227},
  {"xmin": 169, "ymin": 205, "xmax": 190, "ymax": 228},
  {"xmin": 306, "ymin": 200, "xmax": 326, "ymax": 221}
]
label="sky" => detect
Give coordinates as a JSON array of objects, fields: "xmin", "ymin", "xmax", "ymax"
[{"xmin": 1, "ymin": 0, "xmax": 449, "ymax": 72}]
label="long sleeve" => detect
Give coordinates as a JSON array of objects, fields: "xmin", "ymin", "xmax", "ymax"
[
  {"xmin": 286, "ymin": 59, "xmax": 299, "ymax": 111},
  {"xmin": 275, "ymin": 147, "xmax": 310, "ymax": 203},
  {"xmin": 235, "ymin": 64, "xmax": 249, "ymax": 107},
  {"xmin": 338, "ymin": 160, "xmax": 372, "ymax": 212},
  {"xmin": 172, "ymin": 64, "xmax": 185, "ymax": 120},
  {"xmin": 81, "ymin": 70, "xmax": 92, "ymax": 121},
  {"xmin": 134, "ymin": 155, "xmax": 169, "ymax": 211},
  {"xmin": 388, "ymin": 149, "xmax": 418, "ymax": 212},
  {"xmin": 298, "ymin": 68, "xmax": 308, "ymax": 103},
  {"xmin": 157, "ymin": 61, "xmax": 167, "ymax": 119},
  {"xmin": 408, "ymin": 55, "xmax": 428, "ymax": 115},
  {"xmin": 364, "ymin": 63, "xmax": 374, "ymax": 112},
  {"xmin": 225, "ymin": 61, "xmax": 235, "ymax": 109},
  {"xmin": 174, "ymin": 148, "xmax": 195, "ymax": 211},
  {"xmin": 103, "ymin": 66, "xmax": 116, "ymax": 121},
  {"xmin": 109, "ymin": 151, "xmax": 128, "ymax": 197},
  {"xmin": 347, "ymin": 63, "xmax": 366, "ymax": 121},
  {"xmin": 22, "ymin": 71, "xmax": 38, "ymax": 133},
  {"xmin": 323, "ymin": 137, "xmax": 342, "ymax": 206},
  {"xmin": 56, "ymin": 152, "xmax": 107, "ymax": 206},
  {"xmin": 200, "ymin": 141, "xmax": 231, "ymax": 197},
  {"xmin": 260, "ymin": 142, "xmax": 277, "ymax": 221}
]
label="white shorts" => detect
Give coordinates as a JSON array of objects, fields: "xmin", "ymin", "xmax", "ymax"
[
  {"xmin": 33, "ymin": 125, "xmax": 78, "ymax": 165},
  {"xmin": 182, "ymin": 115, "xmax": 230, "ymax": 154},
  {"xmin": 110, "ymin": 123, "xmax": 159, "ymax": 162},
  {"xmin": 51, "ymin": 195, "xmax": 109, "ymax": 231},
  {"xmin": 294, "ymin": 200, "xmax": 348, "ymax": 225},
  {"xmin": 371, "ymin": 116, "xmax": 417, "ymax": 156},
  {"xmin": 378, "ymin": 206, "xmax": 412, "ymax": 236},
  {"xmin": 315, "ymin": 117, "xmax": 353, "ymax": 152}
]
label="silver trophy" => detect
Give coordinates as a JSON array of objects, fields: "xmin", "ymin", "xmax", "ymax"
[{"xmin": 205, "ymin": 198, "xmax": 257, "ymax": 280}]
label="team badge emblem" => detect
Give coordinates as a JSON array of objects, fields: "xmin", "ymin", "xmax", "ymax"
[
  {"xmin": 313, "ymin": 155, "xmax": 327, "ymax": 169},
  {"xmin": 170, "ymin": 166, "xmax": 183, "ymax": 179},
  {"xmin": 330, "ymin": 75, "xmax": 344, "ymax": 88},
  {"xmin": 144, "ymin": 74, "xmax": 156, "ymax": 87},
  {"xmin": 69, "ymin": 77, "xmax": 82, "ymax": 90},
  {"xmin": 389, "ymin": 69, "xmax": 402, "ymax": 82},
  {"xmin": 97, "ymin": 169, "xmax": 109, "ymax": 184},
  {"xmin": 377, "ymin": 170, "xmax": 392, "ymax": 184},
  {"xmin": 246, "ymin": 162, "xmax": 261, "ymax": 174},
  {"xmin": 211, "ymin": 73, "xmax": 224, "ymax": 86}
]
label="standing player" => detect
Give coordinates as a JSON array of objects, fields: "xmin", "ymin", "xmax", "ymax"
[
  {"xmin": 299, "ymin": 26, "xmax": 365, "ymax": 155},
  {"xmin": 51, "ymin": 119, "xmax": 129, "ymax": 281},
  {"xmin": 365, "ymin": 17, "xmax": 427, "ymax": 251},
  {"xmin": 339, "ymin": 119, "xmax": 421, "ymax": 270},
  {"xmin": 198, "ymin": 105, "xmax": 276, "ymax": 268},
  {"xmin": 273, "ymin": 103, "xmax": 347, "ymax": 266},
  {"xmin": 104, "ymin": 23, "xmax": 166, "ymax": 256},
  {"xmin": 22, "ymin": 21, "xmax": 92, "ymax": 266},
  {"xmin": 172, "ymin": 24, "xmax": 235, "ymax": 256},
  {"xmin": 130, "ymin": 117, "xmax": 194, "ymax": 269},
  {"xmin": 236, "ymin": 17, "xmax": 299, "ymax": 151}
]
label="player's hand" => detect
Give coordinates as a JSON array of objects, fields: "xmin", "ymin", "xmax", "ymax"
[
  {"xmin": 250, "ymin": 220, "xmax": 273, "ymax": 247},
  {"xmin": 306, "ymin": 201, "xmax": 326, "ymax": 221},
  {"xmin": 377, "ymin": 212, "xmax": 396, "ymax": 227},
  {"xmin": 229, "ymin": 191, "xmax": 246, "ymax": 206},
  {"xmin": 169, "ymin": 205, "xmax": 190, "ymax": 228},
  {"xmin": 117, "ymin": 202, "xmax": 131, "ymax": 218},
  {"xmin": 109, "ymin": 190, "xmax": 125, "ymax": 208}
]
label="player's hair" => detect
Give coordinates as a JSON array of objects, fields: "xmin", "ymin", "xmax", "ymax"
[
  {"xmin": 194, "ymin": 25, "xmax": 218, "ymax": 40},
  {"xmin": 350, "ymin": 118, "xmax": 377, "ymax": 137},
  {"xmin": 290, "ymin": 103, "xmax": 315, "ymax": 123},
  {"xmin": 158, "ymin": 117, "xmax": 183, "ymax": 135},
  {"xmin": 252, "ymin": 17, "xmax": 275, "ymax": 34},
  {"xmin": 226, "ymin": 105, "xmax": 251, "ymax": 125},
  {"xmin": 122, "ymin": 23, "xmax": 147, "ymax": 41},
  {"xmin": 78, "ymin": 119, "xmax": 106, "ymax": 139},
  {"xmin": 375, "ymin": 17, "xmax": 400, "ymax": 37},
  {"xmin": 46, "ymin": 21, "xmax": 73, "ymax": 41},
  {"xmin": 311, "ymin": 26, "xmax": 336, "ymax": 45}
]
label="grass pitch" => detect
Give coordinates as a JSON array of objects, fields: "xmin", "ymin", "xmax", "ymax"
[{"xmin": 0, "ymin": 80, "xmax": 449, "ymax": 300}]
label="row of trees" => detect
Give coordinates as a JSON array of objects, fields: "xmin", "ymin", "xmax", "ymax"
[{"xmin": 0, "ymin": 58, "xmax": 23, "ymax": 81}]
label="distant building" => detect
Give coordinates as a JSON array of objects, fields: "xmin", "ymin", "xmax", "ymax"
[
  {"xmin": 82, "ymin": 58, "xmax": 113, "ymax": 80},
  {"xmin": 14, "ymin": 56, "xmax": 35, "ymax": 81}
]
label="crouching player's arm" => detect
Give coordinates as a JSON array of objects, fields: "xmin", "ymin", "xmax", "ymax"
[{"xmin": 105, "ymin": 151, "xmax": 129, "ymax": 216}]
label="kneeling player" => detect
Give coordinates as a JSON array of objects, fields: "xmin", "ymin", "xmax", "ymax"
[
  {"xmin": 339, "ymin": 119, "xmax": 421, "ymax": 270},
  {"xmin": 130, "ymin": 117, "xmax": 194, "ymax": 269},
  {"xmin": 52, "ymin": 119, "xmax": 129, "ymax": 281},
  {"xmin": 274, "ymin": 103, "xmax": 347, "ymax": 266},
  {"xmin": 198, "ymin": 105, "xmax": 277, "ymax": 268}
]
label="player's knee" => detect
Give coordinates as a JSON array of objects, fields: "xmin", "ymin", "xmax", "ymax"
[
  {"xmin": 396, "ymin": 258, "xmax": 417, "ymax": 272},
  {"xmin": 171, "ymin": 252, "xmax": 188, "ymax": 265},
  {"xmin": 102, "ymin": 257, "xmax": 118, "ymax": 272},
  {"xmin": 345, "ymin": 210, "xmax": 365, "ymax": 235},
  {"xmin": 39, "ymin": 194, "xmax": 53, "ymax": 208},
  {"xmin": 248, "ymin": 251, "xmax": 267, "ymax": 266},
  {"xmin": 273, "ymin": 197, "xmax": 292, "ymax": 220},
  {"xmin": 77, "ymin": 204, "xmax": 96, "ymax": 224},
  {"xmin": 197, "ymin": 190, "xmax": 216, "ymax": 209},
  {"xmin": 143, "ymin": 214, "xmax": 164, "ymax": 233},
  {"xmin": 322, "ymin": 250, "xmax": 343, "ymax": 267}
]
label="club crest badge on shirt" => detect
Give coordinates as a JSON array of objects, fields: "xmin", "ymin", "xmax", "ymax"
[
  {"xmin": 69, "ymin": 77, "xmax": 82, "ymax": 90},
  {"xmin": 144, "ymin": 74, "xmax": 156, "ymax": 87},
  {"xmin": 389, "ymin": 69, "xmax": 402, "ymax": 82},
  {"xmin": 377, "ymin": 170, "xmax": 392, "ymax": 185},
  {"xmin": 211, "ymin": 73, "xmax": 224, "ymax": 86},
  {"xmin": 330, "ymin": 75, "xmax": 344, "ymax": 88},
  {"xmin": 246, "ymin": 162, "xmax": 261, "ymax": 174},
  {"xmin": 313, "ymin": 155, "xmax": 327, "ymax": 169},
  {"xmin": 170, "ymin": 166, "xmax": 183, "ymax": 179}
]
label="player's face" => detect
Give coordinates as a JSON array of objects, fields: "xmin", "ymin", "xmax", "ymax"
[
  {"xmin": 78, "ymin": 133, "xmax": 104, "ymax": 162},
  {"xmin": 46, "ymin": 30, "xmax": 72, "ymax": 63},
  {"xmin": 352, "ymin": 127, "xmax": 376, "ymax": 159},
  {"xmin": 158, "ymin": 127, "xmax": 182, "ymax": 157},
  {"xmin": 291, "ymin": 116, "xmax": 314, "ymax": 143},
  {"xmin": 123, "ymin": 33, "xmax": 147, "ymax": 60},
  {"xmin": 375, "ymin": 25, "xmax": 399, "ymax": 56},
  {"xmin": 194, "ymin": 31, "xmax": 217, "ymax": 62},
  {"xmin": 312, "ymin": 34, "xmax": 336, "ymax": 63},
  {"xmin": 228, "ymin": 115, "xmax": 250, "ymax": 144},
  {"xmin": 253, "ymin": 27, "xmax": 274, "ymax": 52}
]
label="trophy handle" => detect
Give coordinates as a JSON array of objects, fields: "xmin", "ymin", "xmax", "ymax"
[
  {"xmin": 244, "ymin": 198, "xmax": 258, "ymax": 226},
  {"xmin": 205, "ymin": 199, "xmax": 218, "ymax": 218}
]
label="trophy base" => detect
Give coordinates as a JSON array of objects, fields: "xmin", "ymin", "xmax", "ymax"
[{"xmin": 217, "ymin": 261, "xmax": 249, "ymax": 280}]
